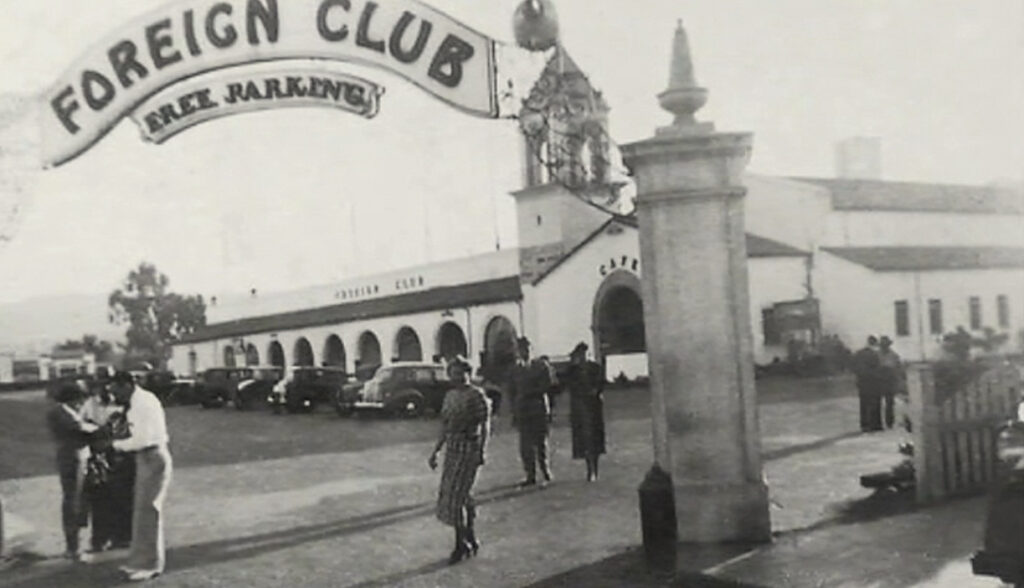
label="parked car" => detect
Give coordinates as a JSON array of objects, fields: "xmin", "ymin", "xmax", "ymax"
[
  {"xmin": 197, "ymin": 367, "xmax": 281, "ymax": 409},
  {"xmin": 972, "ymin": 398, "xmax": 1024, "ymax": 587},
  {"xmin": 335, "ymin": 362, "xmax": 454, "ymax": 418},
  {"xmin": 162, "ymin": 377, "xmax": 199, "ymax": 405},
  {"xmin": 268, "ymin": 367, "xmax": 348, "ymax": 413},
  {"xmin": 234, "ymin": 367, "xmax": 284, "ymax": 410}
]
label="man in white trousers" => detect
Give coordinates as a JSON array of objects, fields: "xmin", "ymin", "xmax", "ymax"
[{"xmin": 109, "ymin": 371, "xmax": 172, "ymax": 582}]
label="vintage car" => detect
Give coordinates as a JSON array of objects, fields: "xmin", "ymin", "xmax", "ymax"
[
  {"xmin": 268, "ymin": 366, "xmax": 348, "ymax": 413},
  {"xmin": 972, "ymin": 398, "xmax": 1024, "ymax": 587},
  {"xmin": 196, "ymin": 366, "xmax": 281, "ymax": 409},
  {"xmin": 233, "ymin": 366, "xmax": 284, "ymax": 410},
  {"xmin": 335, "ymin": 362, "xmax": 454, "ymax": 418}
]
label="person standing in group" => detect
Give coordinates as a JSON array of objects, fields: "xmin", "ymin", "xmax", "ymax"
[
  {"xmin": 428, "ymin": 356, "xmax": 491, "ymax": 565},
  {"xmin": 851, "ymin": 336, "xmax": 883, "ymax": 432},
  {"xmin": 82, "ymin": 382, "xmax": 135, "ymax": 552},
  {"xmin": 565, "ymin": 342, "xmax": 606, "ymax": 482},
  {"xmin": 46, "ymin": 383, "xmax": 99, "ymax": 561},
  {"xmin": 507, "ymin": 337, "xmax": 555, "ymax": 488},
  {"xmin": 108, "ymin": 371, "xmax": 172, "ymax": 582},
  {"xmin": 877, "ymin": 336, "xmax": 904, "ymax": 430}
]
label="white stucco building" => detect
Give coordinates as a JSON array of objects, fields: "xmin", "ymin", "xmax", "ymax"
[{"xmin": 169, "ymin": 47, "xmax": 1024, "ymax": 378}]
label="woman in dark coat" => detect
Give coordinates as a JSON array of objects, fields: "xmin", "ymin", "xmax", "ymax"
[
  {"xmin": 428, "ymin": 356, "xmax": 491, "ymax": 565},
  {"xmin": 46, "ymin": 383, "xmax": 98, "ymax": 560},
  {"xmin": 566, "ymin": 342, "xmax": 606, "ymax": 481}
]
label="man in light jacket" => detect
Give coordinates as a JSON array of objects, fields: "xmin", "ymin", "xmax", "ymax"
[{"xmin": 109, "ymin": 371, "xmax": 172, "ymax": 582}]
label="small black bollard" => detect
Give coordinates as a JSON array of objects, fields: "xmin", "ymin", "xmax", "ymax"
[{"xmin": 638, "ymin": 464, "xmax": 677, "ymax": 574}]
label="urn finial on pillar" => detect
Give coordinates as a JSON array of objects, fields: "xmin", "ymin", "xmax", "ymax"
[{"xmin": 657, "ymin": 20, "xmax": 713, "ymax": 135}]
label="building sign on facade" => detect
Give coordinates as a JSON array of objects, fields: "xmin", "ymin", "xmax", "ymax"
[
  {"xmin": 133, "ymin": 68, "xmax": 385, "ymax": 143},
  {"xmin": 599, "ymin": 255, "xmax": 641, "ymax": 277},
  {"xmin": 43, "ymin": 0, "xmax": 500, "ymax": 166}
]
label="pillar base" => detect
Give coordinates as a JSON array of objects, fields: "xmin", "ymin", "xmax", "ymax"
[{"xmin": 674, "ymin": 481, "xmax": 772, "ymax": 543}]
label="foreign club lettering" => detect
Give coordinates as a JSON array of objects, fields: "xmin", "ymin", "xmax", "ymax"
[
  {"xmin": 132, "ymin": 70, "xmax": 385, "ymax": 144},
  {"xmin": 44, "ymin": 0, "xmax": 498, "ymax": 166}
]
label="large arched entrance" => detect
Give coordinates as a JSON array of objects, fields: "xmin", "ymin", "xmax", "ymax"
[
  {"xmin": 394, "ymin": 327, "xmax": 423, "ymax": 362},
  {"xmin": 593, "ymin": 271, "xmax": 646, "ymax": 380},
  {"xmin": 293, "ymin": 337, "xmax": 315, "ymax": 367},
  {"xmin": 436, "ymin": 322, "xmax": 468, "ymax": 362},
  {"xmin": 222, "ymin": 345, "xmax": 236, "ymax": 368},
  {"xmin": 357, "ymin": 331, "xmax": 382, "ymax": 370},
  {"xmin": 267, "ymin": 341, "xmax": 286, "ymax": 369},
  {"xmin": 245, "ymin": 344, "xmax": 260, "ymax": 366},
  {"xmin": 482, "ymin": 316, "xmax": 517, "ymax": 382},
  {"xmin": 323, "ymin": 335, "xmax": 347, "ymax": 368}
]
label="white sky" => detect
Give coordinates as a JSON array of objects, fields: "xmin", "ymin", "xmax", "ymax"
[{"xmin": 1, "ymin": 0, "xmax": 1022, "ymax": 305}]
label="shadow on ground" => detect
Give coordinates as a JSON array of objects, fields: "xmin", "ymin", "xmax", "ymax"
[
  {"xmin": 1, "ymin": 484, "xmax": 526, "ymax": 588},
  {"xmin": 524, "ymin": 544, "xmax": 767, "ymax": 588}
]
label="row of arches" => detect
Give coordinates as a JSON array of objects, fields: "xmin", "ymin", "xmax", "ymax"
[{"xmin": 221, "ymin": 317, "xmax": 520, "ymax": 374}]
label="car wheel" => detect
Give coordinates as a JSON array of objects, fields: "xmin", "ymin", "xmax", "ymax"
[{"xmin": 399, "ymin": 396, "xmax": 424, "ymax": 419}]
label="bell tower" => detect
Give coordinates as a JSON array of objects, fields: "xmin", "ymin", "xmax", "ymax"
[{"xmin": 512, "ymin": 47, "xmax": 618, "ymax": 282}]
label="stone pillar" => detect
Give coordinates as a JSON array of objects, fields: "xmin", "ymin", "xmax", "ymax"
[{"xmin": 621, "ymin": 21, "xmax": 771, "ymax": 543}]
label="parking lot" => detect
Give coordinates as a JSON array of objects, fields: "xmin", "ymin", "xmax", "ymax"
[{"xmin": 2, "ymin": 375, "xmax": 993, "ymax": 587}]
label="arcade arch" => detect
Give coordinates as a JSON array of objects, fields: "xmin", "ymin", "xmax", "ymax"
[
  {"xmin": 267, "ymin": 341, "xmax": 286, "ymax": 368},
  {"xmin": 436, "ymin": 322, "xmax": 468, "ymax": 362},
  {"xmin": 592, "ymin": 271, "xmax": 646, "ymax": 360},
  {"xmin": 482, "ymin": 315, "xmax": 517, "ymax": 380},
  {"xmin": 394, "ymin": 327, "xmax": 423, "ymax": 362},
  {"xmin": 323, "ymin": 334, "xmax": 347, "ymax": 368},
  {"xmin": 293, "ymin": 337, "xmax": 315, "ymax": 367},
  {"xmin": 357, "ymin": 331, "xmax": 383, "ymax": 370},
  {"xmin": 245, "ymin": 344, "xmax": 260, "ymax": 366}
]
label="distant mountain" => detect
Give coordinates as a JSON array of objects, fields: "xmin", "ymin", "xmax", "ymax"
[{"xmin": 0, "ymin": 294, "xmax": 124, "ymax": 356}]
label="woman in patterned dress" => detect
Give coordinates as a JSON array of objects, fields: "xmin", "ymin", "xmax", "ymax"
[{"xmin": 428, "ymin": 356, "xmax": 491, "ymax": 565}]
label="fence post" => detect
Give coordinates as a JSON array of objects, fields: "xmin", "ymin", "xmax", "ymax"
[{"xmin": 908, "ymin": 363, "xmax": 941, "ymax": 503}]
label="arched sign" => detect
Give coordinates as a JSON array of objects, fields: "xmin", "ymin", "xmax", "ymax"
[
  {"xmin": 43, "ymin": 0, "xmax": 502, "ymax": 167},
  {"xmin": 131, "ymin": 66, "xmax": 385, "ymax": 144}
]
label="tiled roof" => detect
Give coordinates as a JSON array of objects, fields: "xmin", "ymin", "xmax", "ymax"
[
  {"xmin": 179, "ymin": 277, "xmax": 522, "ymax": 345},
  {"xmin": 822, "ymin": 246, "xmax": 1024, "ymax": 272},
  {"xmin": 532, "ymin": 217, "xmax": 808, "ymax": 285},
  {"xmin": 791, "ymin": 177, "xmax": 1024, "ymax": 215}
]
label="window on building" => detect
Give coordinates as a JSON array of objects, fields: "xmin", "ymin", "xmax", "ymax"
[
  {"xmin": 762, "ymin": 308, "xmax": 780, "ymax": 345},
  {"xmin": 928, "ymin": 299, "xmax": 943, "ymax": 335},
  {"xmin": 997, "ymin": 295, "xmax": 1010, "ymax": 328},
  {"xmin": 894, "ymin": 300, "xmax": 910, "ymax": 337},
  {"xmin": 969, "ymin": 296, "xmax": 982, "ymax": 330}
]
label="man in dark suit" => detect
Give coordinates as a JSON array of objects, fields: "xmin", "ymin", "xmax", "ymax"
[
  {"xmin": 851, "ymin": 336, "xmax": 883, "ymax": 432},
  {"xmin": 507, "ymin": 337, "xmax": 555, "ymax": 487},
  {"xmin": 46, "ymin": 383, "xmax": 98, "ymax": 560}
]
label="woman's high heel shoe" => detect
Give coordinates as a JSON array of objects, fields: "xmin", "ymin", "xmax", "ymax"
[
  {"xmin": 467, "ymin": 536, "xmax": 480, "ymax": 556},
  {"xmin": 448, "ymin": 541, "xmax": 471, "ymax": 565}
]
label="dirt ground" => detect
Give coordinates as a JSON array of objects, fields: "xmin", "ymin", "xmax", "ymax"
[{"xmin": 0, "ymin": 375, "xmax": 994, "ymax": 587}]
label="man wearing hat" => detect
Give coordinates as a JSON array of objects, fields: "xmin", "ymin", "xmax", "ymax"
[
  {"xmin": 877, "ymin": 336, "xmax": 903, "ymax": 430},
  {"xmin": 507, "ymin": 336, "xmax": 555, "ymax": 487}
]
